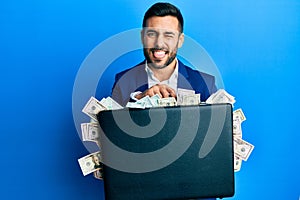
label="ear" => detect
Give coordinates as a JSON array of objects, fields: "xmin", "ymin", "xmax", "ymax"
[
  {"xmin": 140, "ymin": 29, "xmax": 145, "ymax": 44},
  {"xmin": 177, "ymin": 33, "xmax": 184, "ymax": 48}
]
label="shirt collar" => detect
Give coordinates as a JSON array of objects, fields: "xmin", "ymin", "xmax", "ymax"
[{"xmin": 145, "ymin": 59, "xmax": 179, "ymax": 82}]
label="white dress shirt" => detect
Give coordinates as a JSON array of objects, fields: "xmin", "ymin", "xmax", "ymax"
[{"xmin": 130, "ymin": 59, "xmax": 179, "ymax": 100}]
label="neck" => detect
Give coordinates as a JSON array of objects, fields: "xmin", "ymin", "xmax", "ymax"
[{"xmin": 149, "ymin": 59, "xmax": 177, "ymax": 82}]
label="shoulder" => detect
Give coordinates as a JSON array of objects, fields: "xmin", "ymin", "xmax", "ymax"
[
  {"xmin": 178, "ymin": 60, "xmax": 215, "ymax": 81},
  {"xmin": 115, "ymin": 61, "xmax": 146, "ymax": 79}
]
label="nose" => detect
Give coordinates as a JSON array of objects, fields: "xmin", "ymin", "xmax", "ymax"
[{"xmin": 155, "ymin": 34, "xmax": 164, "ymax": 48}]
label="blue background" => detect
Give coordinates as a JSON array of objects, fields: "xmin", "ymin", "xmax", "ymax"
[{"xmin": 1, "ymin": 0, "xmax": 299, "ymax": 199}]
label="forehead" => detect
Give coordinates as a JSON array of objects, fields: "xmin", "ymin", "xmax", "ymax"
[{"xmin": 145, "ymin": 16, "xmax": 180, "ymax": 32}]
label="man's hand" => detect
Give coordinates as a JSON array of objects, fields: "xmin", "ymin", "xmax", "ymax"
[{"xmin": 135, "ymin": 84, "xmax": 176, "ymax": 99}]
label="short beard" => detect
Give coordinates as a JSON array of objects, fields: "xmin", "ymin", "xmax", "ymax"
[{"xmin": 143, "ymin": 48, "xmax": 177, "ymax": 69}]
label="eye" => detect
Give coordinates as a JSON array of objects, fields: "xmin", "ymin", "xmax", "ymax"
[
  {"xmin": 164, "ymin": 32, "xmax": 175, "ymax": 39},
  {"xmin": 165, "ymin": 34, "xmax": 174, "ymax": 38},
  {"xmin": 146, "ymin": 31, "xmax": 157, "ymax": 38}
]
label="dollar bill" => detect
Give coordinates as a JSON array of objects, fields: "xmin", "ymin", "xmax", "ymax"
[
  {"xmin": 150, "ymin": 94, "xmax": 161, "ymax": 106},
  {"xmin": 126, "ymin": 101, "xmax": 146, "ymax": 109},
  {"xmin": 78, "ymin": 151, "xmax": 102, "ymax": 176},
  {"xmin": 206, "ymin": 89, "xmax": 236, "ymax": 105},
  {"xmin": 99, "ymin": 98, "xmax": 108, "ymax": 109},
  {"xmin": 214, "ymin": 89, "xmax": 235, "ymax": 104},
  {"xmin": 206, "ymin": 91, "xmax": 217, "ymax": 103},
  {"xmin": 81, "ymin": 123, "xmax": 100, "ymax": 141},
  {"xmin": 233, "ymin": 117, "xmax": 242, "ymax": 137},
  {"xmin": 93, "ymin": 169, "xmax": 103, "ymax": 180},
  {"xmin": 234, "ymin": 155, "xmax": 242, "ymax": 172},
  {"xmin": 125, "ymin": 94, "xmax": 165, "ymax": 109},
  {"xmin": 97, "ymin": 97, "xmax": 123, "ymax": 110},
  {"xmin": 103, "ymin": 97, "xmax": 123, "ymax": 110},
  {"xmin": 127, "ymin": 101, "xmax": 145, "ymax": 108},
  {"xmin": 93, "ymin": 165, "xmax": 104, "ymax": 180},
  {"xmin": 177, "ymin": 88, "xmax": 195, "ymax": 105},
  {"xmin": 82, "ymin": 97, "xmax": 106, "ymax": 120},
  {"xmin": 182, "ymin": 93, "xmax": 200, "ymax": 106},
  {"xmin": 233, "ymin": 108, "xmax": 246, "ymax": 122},
  {"xmin": 233, "ymin": 136, "xmax": 254, "ymax": 161},
  {"xmin": 157, "ymin": 97, "xmax": 177, "ymax": 107},
  {"xmin": 80, "ymin": 123, "xmax": 88, "ymax": 141},
  {"xmin": 137, "ymin": 96, "xmax": 154, "ymax": 108}
]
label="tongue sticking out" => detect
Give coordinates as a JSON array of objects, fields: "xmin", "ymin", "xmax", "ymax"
[{"xmin": 153, "ymin": 50, "xmax": 166, "ymax": 59}]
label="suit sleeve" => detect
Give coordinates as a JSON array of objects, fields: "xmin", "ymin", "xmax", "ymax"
[
  {"xmin": 111, "ymin": 73, "xmax": 124, "ymax": 106},
  {"xmin": 208, "ymin": 75, "xmax": 217, "ymax": 95}
]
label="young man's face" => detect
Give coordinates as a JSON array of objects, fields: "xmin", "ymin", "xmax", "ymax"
[{"xmin": 142, "ymin": 16, "xmax": 184, "ymax": 69}]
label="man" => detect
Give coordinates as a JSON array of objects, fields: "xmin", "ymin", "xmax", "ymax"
[
  {"xmin": 110, "ymin": 3, "xmax": 217, "ymax": 200},
  {"xmin": 112, "ymin": 2, "xmax": 217, "ymax": 106}
]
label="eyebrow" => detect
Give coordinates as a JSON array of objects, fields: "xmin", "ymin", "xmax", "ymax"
[
  {"xmin": 164, "ymin": 31, "xmax": 175, "ymax": 35},
  {"xmin": 145, "ymin": 29, "xmax": 176, "ymax": 35},
  {"xmin": 145, "ymin": 29, "xmax": 157, "ymax": 33}
]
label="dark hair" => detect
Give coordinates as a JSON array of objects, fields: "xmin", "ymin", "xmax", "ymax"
[{"xmin": 142, "ymin": 2, "xmax": 184, "ymax": 33}]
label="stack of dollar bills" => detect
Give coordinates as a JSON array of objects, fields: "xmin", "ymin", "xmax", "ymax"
[
  {"xmin": 232, "ymin": 109, "xmax": 254, "ymax": 172},
  {"xmin": 78, "ymin": 96, "xmax": 123, "ymax": 179},
  {"xmin": 77, "ymin": 89, "xmax": 254, "ymax": 180},
  {"xmin": 206, "ymin": 89, "xmax": 254, "ymax": 172},
  {"xmin": 126, "ymin": 88, "xmax": 201, "ymax": 108}
]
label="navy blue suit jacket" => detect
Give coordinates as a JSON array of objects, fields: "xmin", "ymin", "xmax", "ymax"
[{"xmin": 111, "ymin": 59, "xmax": 217, "ymax": 106}]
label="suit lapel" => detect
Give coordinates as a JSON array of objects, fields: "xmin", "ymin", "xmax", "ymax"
[
  {"xmin": 134, "ymin": 61, "xmax": 149, "ymax": 92},
  {"xmin": 177, "ymin": 60, "xmax": 193, "ymax": 90}
]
